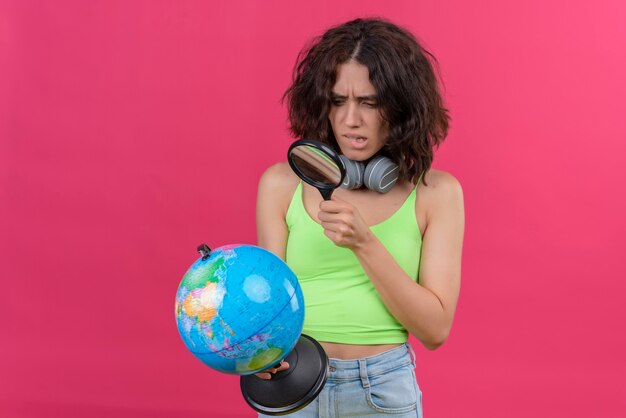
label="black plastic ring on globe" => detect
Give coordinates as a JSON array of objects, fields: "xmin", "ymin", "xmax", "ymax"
[{"xmin": 240, "ymin": 334, "xmax": 329, "ymax": 416}]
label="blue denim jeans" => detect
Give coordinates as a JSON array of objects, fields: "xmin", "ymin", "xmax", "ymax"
[{"xmin": 259, "ymin": 343, "xmax": 422, "ymax": 417}]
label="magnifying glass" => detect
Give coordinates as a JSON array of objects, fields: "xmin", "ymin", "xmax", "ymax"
[{"xmin": 287, "ymin": 139, "xmax": 346, "ymax": 200}]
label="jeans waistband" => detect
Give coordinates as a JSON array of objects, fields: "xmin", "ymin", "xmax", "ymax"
[{"xmin": 327, "ymin": 343, "xmax": 416, "ymax": 381}]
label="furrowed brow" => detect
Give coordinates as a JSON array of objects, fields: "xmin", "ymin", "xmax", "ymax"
[{"xmin": 330, "ymin": 92, "xmax": 377, "ymax": 101}]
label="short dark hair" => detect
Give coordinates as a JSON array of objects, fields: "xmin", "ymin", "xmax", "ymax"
[{"xmin": 283, "ymin": 17, "xmax": 450, "ymax": 183}]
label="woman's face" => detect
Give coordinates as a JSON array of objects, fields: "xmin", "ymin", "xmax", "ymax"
[{"xmin": 328, "ymin": 60, "xmax": 388, "ymax": 161}]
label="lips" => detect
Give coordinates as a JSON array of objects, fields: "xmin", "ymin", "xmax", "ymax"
[
  {"xmin": 344, "ymin": 134, "xmax": 368, "ymax": 150},
  {"xmin": 345, "ymin": 134, "xmax": 367, "ymax": 141}
]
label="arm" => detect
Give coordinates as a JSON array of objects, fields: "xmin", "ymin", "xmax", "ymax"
[
  {"xmin": 254, "ymin": 162, "xmax": 299, "ymax": 379},
  {"xmin": 256, "ymin": 162, "xmax": 298, "ymax": 260},
  {"xmin": 318, "ymin": 171, "xmax": 465, "ymax": 350}
]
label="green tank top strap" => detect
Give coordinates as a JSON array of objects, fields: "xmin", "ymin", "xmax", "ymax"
[{"xmin": 416, "ymin": 170, "xmax": 425, "ymax": 187}]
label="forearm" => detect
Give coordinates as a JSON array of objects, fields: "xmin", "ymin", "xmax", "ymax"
[{"xmin": 353, "ymin": 233, "xmax": 453, "ymax": 349}]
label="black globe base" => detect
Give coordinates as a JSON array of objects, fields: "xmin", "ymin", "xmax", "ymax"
[{"xmin": 240, "ymin": 334, "xmax": 328, "ymax": 416}]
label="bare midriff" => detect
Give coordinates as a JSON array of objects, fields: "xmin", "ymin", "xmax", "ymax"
[{"xmin": 320, "ymin": 342, "xmax": 402, "ymax": 360}]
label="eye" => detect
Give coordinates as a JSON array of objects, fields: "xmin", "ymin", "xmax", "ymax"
[
  {"xmin": 331, "ymin": 99, "xmax": 345, "ymax": 106},
  {"xmin": 363, "ymin": 102, "xmax": 378, "ymax": 108}
]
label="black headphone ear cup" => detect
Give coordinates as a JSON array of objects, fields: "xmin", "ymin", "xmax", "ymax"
[
  {"xmin": 363, "ymin": 156, "xmax": 399, "ymax": 193},
  {"xmin": 339, "ymin": 155, "xmax": 364, "ymax": 189}
]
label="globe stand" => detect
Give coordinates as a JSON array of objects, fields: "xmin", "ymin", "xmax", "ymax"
[{"xmin": 240, "ymin": 334, "xmax": 328, "ymax": 416}]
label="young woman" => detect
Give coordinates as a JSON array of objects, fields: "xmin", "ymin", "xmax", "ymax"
[{"xmin": 256, "ymin": 18, "xmax": 464, "ymax": 417}]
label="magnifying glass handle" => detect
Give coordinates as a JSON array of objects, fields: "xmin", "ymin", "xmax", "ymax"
[{"xmin": 319, "ymin": 189, "xmax": 333, "ymax": 201}]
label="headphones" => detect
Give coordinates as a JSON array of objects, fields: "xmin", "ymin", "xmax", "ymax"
[{"xmin": 339, "ymin": 155, "xmax": 399, "ymax": 193}]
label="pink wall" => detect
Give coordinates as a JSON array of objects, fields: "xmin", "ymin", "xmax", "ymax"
[{"xmin": 1, "ymin": 1, "xmax": 625, "ymax": 417}]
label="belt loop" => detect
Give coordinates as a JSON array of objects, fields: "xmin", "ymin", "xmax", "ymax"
[
  {"xmin": 406, "ymin": 342, "xmax": 417, "ymax": 367},
  {"xmin": 358, "ymin": 359, "xmax": 370, "ymax": 388}
]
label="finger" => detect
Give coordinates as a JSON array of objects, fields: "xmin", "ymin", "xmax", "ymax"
[
  {"xmin": 318, "ymin": 211, "xmax": 352, "ymax": 224},
  {"xmin": 256, "ymin": 372, "xmax": 272, "ymax": 380},
  {"xmin": 323, "ymin": 229, "xmax": 347, "ymax": 246},
  {"xmin": 276, "ymin": 361, "xmax": 290, "ymax": 372},
  {"xmin": 317, "ymin": 210, "xmax": 342, "ymax": 221},
  {"xmin": 328, "ymin": 195, "xmax": 347, "ymax": 204},
  {"xmin": 270, "ymin": 362, "xmax": 288, "ymax": 373},
  {"xmin": 319, "ymin": 221, "xmax": 334, "ymax": 231},
  {"xmin": 319, "ymin": 200, "xmax": 348, "ymax": 213},
  {"xmin": 321, "ymin": 222, "xmax": 350, "ymax": 235}
]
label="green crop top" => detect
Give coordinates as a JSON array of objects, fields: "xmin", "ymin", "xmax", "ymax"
[{"xmin": 285, "ymin": 182, "xmax": 423, "ymax": 344}]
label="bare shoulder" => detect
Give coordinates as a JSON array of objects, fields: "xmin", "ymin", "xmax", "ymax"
[
  {"xmin": 419, "ymin": 169, "xmax": 464, "ymax": 213},
  {"xmin": 258, "ymin": 162, "xmax": 300, "ymax": 213},
  {"xmin": 259, "ymin": 161, "xmax": 299, "ymax": 191},
  {"xmin": 422, "ymin": 169, "xmax": 463, "ymax": 193}
]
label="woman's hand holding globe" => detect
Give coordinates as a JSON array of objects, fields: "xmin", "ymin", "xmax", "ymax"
[{"xmin": 255, "ymin": 360, "xmax": 290, "ymax": 380}]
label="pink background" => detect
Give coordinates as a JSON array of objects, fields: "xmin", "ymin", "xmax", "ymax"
[{"xmin": 1, "ymin": 1, "xmax": 625, "ymax": 417}]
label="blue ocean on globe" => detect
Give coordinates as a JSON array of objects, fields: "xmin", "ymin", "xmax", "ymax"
[{"xmin": 175, "ymin": 244, "xmax": 305, "ymax": 375}]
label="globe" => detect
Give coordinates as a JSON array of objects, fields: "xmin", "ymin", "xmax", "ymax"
[{"xmin": 175, "ymin": 244, "xmax": 305, "ymax": 375}]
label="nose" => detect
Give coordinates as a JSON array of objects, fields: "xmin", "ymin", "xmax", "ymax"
[{"xmin": 343, "ymin": 101, "xmax": 362, "ymax": 128}]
